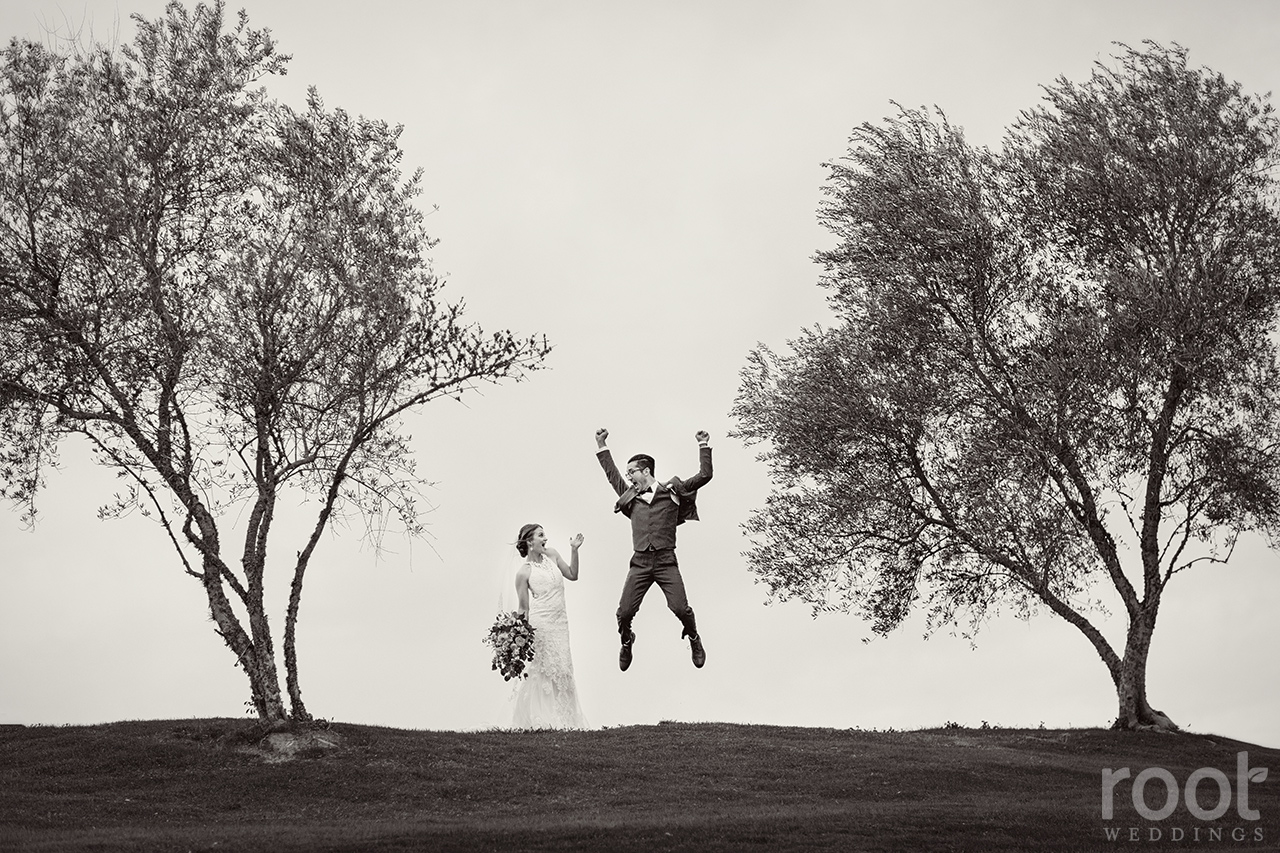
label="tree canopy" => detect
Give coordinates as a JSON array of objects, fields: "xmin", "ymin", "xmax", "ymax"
[
  {"xmin": 731, "ymin": 42, "xmax": 1280, "ymax": 730},
  {"xmin": 0, "ymin": 1, "xmax": 550, "ymax": 721}
]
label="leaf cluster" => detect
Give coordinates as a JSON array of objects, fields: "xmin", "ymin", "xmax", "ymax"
[
  {"xmin": 0, "ymin": 2, "xmax": 550, "ymax": 546},
  {"xmin": 732, "ymin": 43, "xmax": 1280, "ymax": 639}
]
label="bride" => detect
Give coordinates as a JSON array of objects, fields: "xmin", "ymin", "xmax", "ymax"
[{"xmin": 511, "ymin": 523, "xmax": 589, "ymax": 729}]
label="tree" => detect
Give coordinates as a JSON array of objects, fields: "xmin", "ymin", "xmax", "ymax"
[
  {"xmin": 0, "ymin": 2, "xmax": 550, "ymax": 723},
  {"xmin": 731, "ymin": 42, "xmax": 1280, "ymax": 731}
]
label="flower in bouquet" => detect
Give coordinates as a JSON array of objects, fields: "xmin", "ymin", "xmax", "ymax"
[{"xmin": 483, "ymin": 610, "xmax": 537, "ymax": 680}]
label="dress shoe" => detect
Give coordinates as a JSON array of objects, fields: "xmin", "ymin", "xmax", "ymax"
[
  {"xmin": 619, "ymin": 631, "xmax": 635, "ymax": 671},
  {"xmin": 689, "ymin": 634, "xmax": 706, "ymax": 668}
]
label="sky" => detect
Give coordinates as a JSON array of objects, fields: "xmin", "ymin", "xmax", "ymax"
[{"xmin": 1, "ymin": 0, "xmax": 1278, "ymax": 748}]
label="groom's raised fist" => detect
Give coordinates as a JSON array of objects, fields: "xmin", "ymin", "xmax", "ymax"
[
  {"xmin": 596, "ymin": 428, "xmax": 609, "ymax": 447},
  {"xmin": 695, "ymin": 430, "xmax": 710, "ymax": 444}
]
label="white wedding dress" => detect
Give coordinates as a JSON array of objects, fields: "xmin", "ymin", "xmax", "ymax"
[{"xmin": 511, "ymin": 554, "xmax": 589, "ymax": 729}]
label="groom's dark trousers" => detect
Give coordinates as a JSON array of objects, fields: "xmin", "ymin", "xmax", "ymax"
[
  {"xmin": 598, "ymin": 445, "xmax": 712, "ymax": 640},
  {"xmin": 619, "ymin": 548, "xmax": 690, "ymax": 637}
]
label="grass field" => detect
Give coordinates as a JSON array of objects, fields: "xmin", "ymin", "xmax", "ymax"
[{"xmin": 1, "ymin": 719, "xmax": 1277, "ymax": 852}]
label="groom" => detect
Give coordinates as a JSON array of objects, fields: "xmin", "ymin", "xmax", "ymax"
[{"xmin": 595, "ymin": 427, "xmax": 713, "ymax": 671}]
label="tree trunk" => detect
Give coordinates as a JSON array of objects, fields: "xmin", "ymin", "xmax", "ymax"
[
  {"xmin": 202, "ymin": 568, "xmax": 287, "ymax": 722},
  {"xmin": 1110, "ymin": 613, "xmax": 1179, "ymax": 731},
  {"xmin": 234, "ymin": 471, "xmax": 290, "ymax": 724},
  {"xmin": 283, "ymin": 565, "xmax": 311, "ymax": 723},
  {"xmin": 247, "ymin": 609, "xmax": 286, "ymax": 721},
  {"xmin": 198, "ymin": 566, "xmax": 288, "ymax": 724},
  {"xmin": 284, "ymin": 465, "xmax": 351, "ymax": 723},
  {"xmin": 244, "ymin": 643, "xmax": 288, "ymax": 723}
]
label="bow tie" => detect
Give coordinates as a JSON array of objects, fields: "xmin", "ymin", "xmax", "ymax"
[{"xmin": 636, "ymin": 486, "xmax": 653, "ymax": 496}]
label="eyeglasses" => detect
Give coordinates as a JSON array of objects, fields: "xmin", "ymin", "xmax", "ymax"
[{"xmin": 625, "ymin": 467, "xmax": 642, "ymax": 476}]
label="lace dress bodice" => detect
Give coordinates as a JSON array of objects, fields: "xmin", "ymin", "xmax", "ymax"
[{"xmin": 526, "ymin": 554, "xmax": 570, "ymax": 631}]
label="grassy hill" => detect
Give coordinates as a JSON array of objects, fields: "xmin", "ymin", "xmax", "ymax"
[{"xmin": 1, "ymin": 719, "xmax": 1276, "ymax": 852}]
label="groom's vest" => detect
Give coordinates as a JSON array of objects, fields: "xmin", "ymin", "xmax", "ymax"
[{"xmin": 625, "ymin": 489, "xmax": 682, "ymax": 551}]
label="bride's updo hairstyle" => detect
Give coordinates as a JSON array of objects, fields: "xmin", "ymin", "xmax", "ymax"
[{"xmin": 515, "ymin": 523, "xmax": 541, "ymax": 558}]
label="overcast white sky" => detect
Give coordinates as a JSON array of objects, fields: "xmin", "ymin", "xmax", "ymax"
[{"xmin": 2, "ymin": 0, "xmax": 1278, "ymax": 748}]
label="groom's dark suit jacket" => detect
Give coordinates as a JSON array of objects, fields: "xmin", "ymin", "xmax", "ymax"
[{"xmin": 598, "ymin": 446, "xmax": 713, "ymax": 551}]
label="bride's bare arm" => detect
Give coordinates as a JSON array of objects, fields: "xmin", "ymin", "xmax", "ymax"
[
  {"xmin": 515, "ymin": 564, "xmax": 532, "ymax": 614},
  {"xmin": 550, "ymin": 534, "xmax": 583, "ymax": 581}
]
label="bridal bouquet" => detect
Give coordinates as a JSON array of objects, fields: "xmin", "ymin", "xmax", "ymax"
[{"xmin": 483, "ymin": 611, "xmax": 537, "ymax": 680}]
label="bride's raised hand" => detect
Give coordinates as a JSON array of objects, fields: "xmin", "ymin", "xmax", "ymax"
[{"xmin": 569, "ymin": 533, "xmax": 584, "ymax": 550}]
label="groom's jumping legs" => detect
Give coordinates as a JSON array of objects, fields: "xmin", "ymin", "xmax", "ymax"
[
  {"xmin": 616, "ymin": 548, "xmax": 703, "ymax": 669},
  {"xmin": 616, "ymin": 548, "xmax": 688, "ymax": 634}
]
